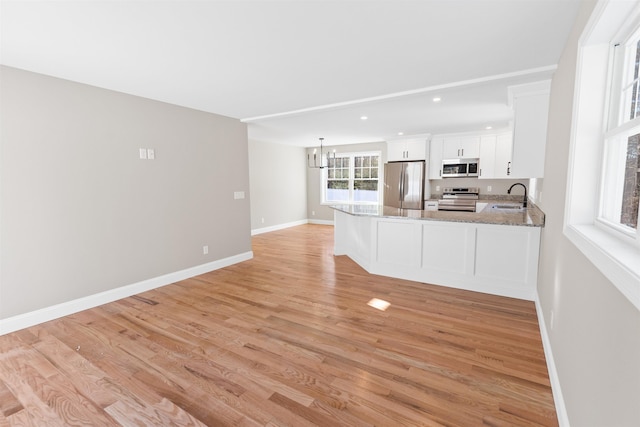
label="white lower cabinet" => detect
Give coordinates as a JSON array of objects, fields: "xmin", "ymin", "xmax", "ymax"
[
  {"xmin": 421, "ymin": 222, "xmax": 475, "ymax": 276},
  {"xmin": 475, "ymin": 225, "xmax": 539, "ymax": 287},
  {"xmin": 376, "ymin": 220, "xmax": 422, "ymax": 267},
  {"xmin": 334, "ymin": 210, "xmax": 540, "ymax": 300}
]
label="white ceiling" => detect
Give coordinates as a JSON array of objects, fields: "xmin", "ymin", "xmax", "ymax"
[{"xmin": 0, "ymin": 0, "xmax": 581, "ymax": 147}]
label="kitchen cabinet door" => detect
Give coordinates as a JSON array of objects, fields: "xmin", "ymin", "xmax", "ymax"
[
  {"xmin": 508, "ymin": 80, "xmax": 550, "ymax": 178},
  {"xmin": 511, "ymin": 91, "xmax": 549, "ymax": 178},
  {"xmin": 494, "ymin": 133, "xmax": 513, "ymax": 178},
  {"xmin": 479, "ymin": 135, "xmax": 496, "ymax": 179},
  {"xmin": 387, "ymin": 142, "xmax": 408, "ymax": 161},
  {"xmin": 475, "ymin": 225, "xmax": 540, "ymax": 289},
  {"xmin": 428, "ymin": 137, "xmax": 444, "ymax": 179},
  {"xmin": 387, "ymin": 138, "xmax": 427, "ymax": 161},
  {"xmin": 442, "ymin": 136, "xmax": 480, "ymax": 159},
  {"xmin": 405, "ymin": 139, "xmax": 427, "ymax": 160}
]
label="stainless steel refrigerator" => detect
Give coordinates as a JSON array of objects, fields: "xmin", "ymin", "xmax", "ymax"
[{"xmin": 383, "ymin": 161, "xmax": 425, "ymax": 210}]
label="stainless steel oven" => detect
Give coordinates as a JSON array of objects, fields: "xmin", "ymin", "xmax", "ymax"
[{"xmin": 438, "ymin": 187, "xmax": 479, "ymax": 212}]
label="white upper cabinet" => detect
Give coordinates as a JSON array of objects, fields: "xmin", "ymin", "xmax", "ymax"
[
  {"xmin": 508, "ymin": 80, "xmax": 550, "ymax": 178},
  {"xmin": 429, "ymin": 137, "xmax": 444, "ymax": 179},
  {"xmin": 387, "ymin": 137, "xmax": 427, "ymax": 161},
  {"xmin": 442, "ymin": 135, "xmax": 480, "ymax": 159},
  {"xmin": 478, "ymin": 135, "xmax": 496, "ymax": 179},
  {"xmin": 475, "ymin": 132, "xmax": 514, "ymax": 179},
  {"xmin": 494, "ymin": 133, "xmax": 513, "ymax": 178}
]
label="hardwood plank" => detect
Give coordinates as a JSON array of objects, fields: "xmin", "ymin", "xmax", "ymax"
[
  {"xmin": 0, "ymin": 224, "xmax": 558, "ymax": 426},
  {"xmin": 0, "ymin": 378, "xmax": 23, "ymax": 418}
]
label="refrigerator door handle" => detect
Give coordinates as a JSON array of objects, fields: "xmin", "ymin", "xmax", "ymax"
[{"xmin": 399, "ymin": 168, "xmax": 405, "ymax": 203}]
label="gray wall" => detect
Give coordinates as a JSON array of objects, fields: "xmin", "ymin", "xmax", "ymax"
[
  {"xmin": 306, "ymin": 142, "xmax": 387, "ymax": 221},
  {"xmin": 0, "ymin": 66, "xmax": 252, "ymax": 319},
  {"xmin": 248, "ymin": 139, "xmax": 307, "ymax": 230},
  {"xmin": 538, "ymin": 2, "xmax": 640, "ymax": 426}
]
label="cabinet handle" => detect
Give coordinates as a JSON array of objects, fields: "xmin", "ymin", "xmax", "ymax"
[
  {"xmin": 479, "ymin": 168, "xmax": 482, "ymax": 176},
  {"xmin": 439, "ymin": 169, "xmax": 442, "ymax": 176},
  {"xmin": 461, "ymin": 148, "xmax": 464, "ymax": 156},
  {"xmin": 507, "ymin": 161, "xmax": 511, "ymax": 176}
]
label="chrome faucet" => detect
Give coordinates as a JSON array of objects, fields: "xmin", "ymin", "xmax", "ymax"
[{"xmin": 508, "ymin": 183, "xmax": 528, "ymax": 207}]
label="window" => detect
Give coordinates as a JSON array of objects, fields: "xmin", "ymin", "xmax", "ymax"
[
  {"xmin": 601, "ymin": 131, "xmax": 640, "ymax": 233},
  {"xmin": 600, "ymin": 36, "xmax": 640, "ymax": 234},
  {"xmin": 565, "ymin": 0, "xmax": 640, "ymax": 311},
  {"xmin": 323, "ymin": 152, "xmax": 381, "ymax": 204}
]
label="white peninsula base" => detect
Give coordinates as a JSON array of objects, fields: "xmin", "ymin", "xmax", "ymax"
[{"xmin": 334, "ymin": 210, "xmax": 541, "ymax": 301}]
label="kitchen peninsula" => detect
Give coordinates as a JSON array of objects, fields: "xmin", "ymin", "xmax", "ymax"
[{"xmin": 331, "ymin": 202, "xmax": 545, "ymax": 301}]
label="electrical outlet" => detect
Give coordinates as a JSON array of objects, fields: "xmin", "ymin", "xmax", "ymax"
[
  {"xmin": 487, "ymin": 185, "xmax": 492, "ymax": 192},
  {"xmin": 312, "ymin": 211, "xmax": 315, "ymax": 216},
  {"xmin": 436, "ymin": 185, "xmax": 441, "ymax": 191},
  {"xmin": 261, "ymin": 217, "xmax": 265, "ymax": 224},
  {"xmin": 203, "ymin": 245, "xmax": 208, "ymax": 255}
]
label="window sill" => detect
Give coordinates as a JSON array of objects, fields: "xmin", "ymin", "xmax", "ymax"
[{"xmin": 565, "ymin": 224, "xmax": 640, "ymax": 310}]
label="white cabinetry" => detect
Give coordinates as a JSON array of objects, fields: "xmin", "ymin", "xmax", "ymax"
[
  {"xmin": 475, "ymin": 226, "xmax": 539, "ymax": 286},
  {"xmin": 422, "ymin": 222, "xmax": 476, "ymax": 276},
  {"xmin": 376, "ymin": 220, "xmax": 422, "ymax": 267},
  {"xmin": 387, "ymin": 138, "xmax": 427, "ymax": 161},
  {"xmin": 334, "ymin": 210, "xmax": 541, "ymax": 301},
  {"xmin": 428, "ymin": 137, "xmax": 444, "ymax": 179},
  {"xmin": 494, "ymin": 133, "xmax": 513, "ymax": 178},
  {"xmin": 429, "ymin": 133, "xmax": 480, "ymax": 179},
  {"xmin": 509, "ymin": 80, "xmax": 550, "ymax": 178},
  {"xmin": 479, "ymin": 135, "xmax": 496, "ymax": 179},
  {"xmin": 442, "ymin": 135, "xmax": 480, "ymax": 159},
  {"xmin": 479, "ymin": 133, "xmax": 513, "ymax": 179}
]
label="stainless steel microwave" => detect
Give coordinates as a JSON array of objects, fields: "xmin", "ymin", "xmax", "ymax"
[{"xmin": 441, "ymin": 158, "xmax": 480, "ymax": 178}]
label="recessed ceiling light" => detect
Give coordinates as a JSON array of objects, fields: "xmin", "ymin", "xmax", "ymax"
[
  {"xmin": 360, "ymin": 116, "xmax": 368, "ymax": 120},
  {"xmin": 397, "ymin": 132, "xmax": 404, "ymax": 136},
  {"xmin": 486, "ymin": 126, "xmax": 493, "ymax": 130},
  {"xmin": 432, "ymin": 97, "xmax": 442, "ymax": 102}
]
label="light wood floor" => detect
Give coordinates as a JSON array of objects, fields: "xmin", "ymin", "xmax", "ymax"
[{"xmin": 0, "ymin": 224, "xmax": 558, "ymax": 426}]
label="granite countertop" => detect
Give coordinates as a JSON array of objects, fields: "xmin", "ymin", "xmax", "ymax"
[{"xmin": 330, "ymin": 199, "xmax": 545, "ymax": 227}]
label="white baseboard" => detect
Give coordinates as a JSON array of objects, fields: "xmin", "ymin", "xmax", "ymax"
[
  {"xmin": 251, "ymin": 219, "xmax": 333, "ymax": 235},
  {"xmin": 308, "ymin": 219, "xmax": 334, "ymax": 225},
  {"xmin": 535, "ymin": 294, "xmax": 570, "ymax": 427},
  {"xmin": 0, "ymin": 251, "xmax": 253, "ymax": 336},
  {"xmin": 251, "ymin": 220, "xmax": 309, "ymax": 236}
]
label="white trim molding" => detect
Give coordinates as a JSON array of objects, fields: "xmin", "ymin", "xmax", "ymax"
[
  {"xmin": 535, "ymin": 295, "xmax": 570, "ymax": 427},
  {"xmin": 251, "ymin": 219, "xmax": 333, "ymax": 235},
  {"xmin": 242, "ymin": 65, "xmax": 557, "ymax": 123},
  {"xmin": 308, "ymin": 219, "xmax": 333, "ymax": 226},
  {"xmin": 564, "ymin": 0, "xmax": 640, "ymax": 312},
  {"xmin": 251, "ymin": 219, "xmax": 309, "ymax": 236},
  {"xmin": 0, "ymin": 251, "xmax": 253, "ymax": 336},
  {"xmin": 565, "ymin": 224, "xmax": 640, "ymax": 310}
]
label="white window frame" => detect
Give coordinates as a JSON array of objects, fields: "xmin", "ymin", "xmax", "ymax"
[
  {"xmin": 565, "ymin": 0, "xmax": 640, "ymax": 311},
  {"xmin": 321, "ymin": 151, "xmax": 382, "ymax": 205}
]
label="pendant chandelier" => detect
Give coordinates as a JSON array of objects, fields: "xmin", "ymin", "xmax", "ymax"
[{"xmin": 307, "ymin": 137, "xmax": 336, "ymax": 169}]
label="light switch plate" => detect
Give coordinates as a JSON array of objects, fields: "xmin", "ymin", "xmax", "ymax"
[
  {"xmin": 234, "ymin": 191, "xmax": 245, "ymax": 200},
  {"xmin": 139, "ymin": 148, "xmax": 147, "ymax": 159},
  {"xmin": 147, "ymin": 149, "xmax": 155, "ymax": 160}
]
